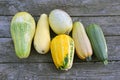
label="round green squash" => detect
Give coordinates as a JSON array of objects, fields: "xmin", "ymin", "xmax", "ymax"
[
  {"xmin": 11, "ymin": 12, "xmax": 36, "ymax": 58},
  {"xmin": 49, "ymin": 9, "xmax": 73, "ymax": 34}
]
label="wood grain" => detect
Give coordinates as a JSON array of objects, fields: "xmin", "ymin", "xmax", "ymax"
[
  {"xmin": 0, "ymin": 0, "xmax": 120, "ymax": 16},
  {"xmin": 0, "ymin": 62, "xmax": 120, "ymax": 80},
  {"xmin": 0, "ymin": 36, "xmax": 119, "ymax": 63},
  {"xmin": 1, "ymin": 16, "xmax": 120, "ymax": 38}
]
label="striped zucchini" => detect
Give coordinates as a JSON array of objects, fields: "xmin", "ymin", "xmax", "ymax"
[
  {"xmin": 11, "ymin": 12, "xmax": 36, "ymax": 58},
  {"xmin": 86, "ymin": 24, "xmax": 108, "ymax": 65},
  {"xmin": 51, "ymin": 34, "xmax": 74, "ymax": 71}
]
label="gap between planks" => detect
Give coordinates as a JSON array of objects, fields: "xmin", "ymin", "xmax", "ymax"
[
  {"xmin": 1, "ymin": 14, "xmax": 120, "ymax": 17},
  {"xmin": 0, "ymin": 35, "xmax": 120, "ymax": 38},
  {"xmin": 0, "ymin": 60, "xmax": 119, "ymax": 64}
]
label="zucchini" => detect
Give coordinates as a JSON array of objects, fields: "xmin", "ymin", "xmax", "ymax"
[
  {"xmin": 72, "ymin": 22, "xmax": 92, "ymax": 61},
  {"xmin": 11, "ymin": 12, "xmax": 36, "ymax": 58},
  {"xmin": 86, "ymin": 24, "xmax": 108, "ymax": 65}
]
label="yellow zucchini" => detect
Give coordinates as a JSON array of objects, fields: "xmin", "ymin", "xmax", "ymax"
[{"xmin": 72, "ymin": 22, "xmax": 92, "ymax": 61}]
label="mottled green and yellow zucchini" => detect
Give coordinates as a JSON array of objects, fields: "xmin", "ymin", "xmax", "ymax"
[{"xmin": 11, "ymin": 12, "xmax": 35, "ymax": 58}]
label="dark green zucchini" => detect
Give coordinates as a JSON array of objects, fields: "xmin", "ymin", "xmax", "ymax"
[{"xmin": 86, "ymin": 24, "xmax": 108, "ymax": 65}]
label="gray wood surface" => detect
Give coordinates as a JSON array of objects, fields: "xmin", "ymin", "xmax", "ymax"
[
  {"xmin": 0, "ymin": 0, "xmax": 120, "ymax": 16},
  {"xmin": 0, "ymin": 0, "xmax": 120, "ymax": 80},
  {"xmin": 0, "ymin": 16, "xmax": 120, "ymax": 38},
  {"xmin": 0, "ymin": 62, "xmax": 120, "ymax": 80}
]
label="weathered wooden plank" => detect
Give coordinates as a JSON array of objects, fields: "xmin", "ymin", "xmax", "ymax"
[
  {"xmin": 0, "ymin": 38, "xmax": 53, "ymax": 63},
  {"xmin": 0, "ymin": 62, "xmax": 120, "ymax": 80},
  {"xmin": 0, "ymin": 0, "xmax": 120, "ymax": 16},
  {"xmin": 0, "ymin": 16, "xmax": 120, "ymax": 38},
  {"xmin": 73, "ymin": 16, "xmax": 120, "ymax": 36},
  {"xmin": 0, "ymin": 36, "xmax": 119, "ymax": 62},
  {"xmin": 0, "ymin": 16, "xmax": 11, "ymax": 38}
]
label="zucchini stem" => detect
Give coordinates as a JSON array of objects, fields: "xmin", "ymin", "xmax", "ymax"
[
  {"xmin": 86, "ymin": 56, "xmax": 92, "ymax": 61},
  {"xmin": 103, "ymin": 60, "xmax": 108, "ymax": 65}
]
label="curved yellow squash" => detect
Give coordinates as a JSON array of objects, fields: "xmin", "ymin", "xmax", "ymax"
[
  {"xmin": 34, "ymin": 14, "xmax": 50, "ymax": 54},
  {"xmin": 51, "ymin": 34, "xmax": 74, "ymax": 70}
]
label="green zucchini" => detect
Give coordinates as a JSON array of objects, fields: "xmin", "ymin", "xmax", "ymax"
[
  {"xmin": 11, "ymin": 12, "xmax": 36, "ymax": 58},
  {"xmin": 86, "ymin": 24, "xmax": 108, "ymax": 65}
]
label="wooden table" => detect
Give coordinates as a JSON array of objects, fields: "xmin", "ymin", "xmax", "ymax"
[{"xmin": 0, "ymin": 0, "xmax": 120, "ymax": 80}]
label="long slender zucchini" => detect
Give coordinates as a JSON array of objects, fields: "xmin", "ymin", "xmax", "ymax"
[{"xmin": 86, "ymin": 24, "xmax": 108, "ymax": 65}]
